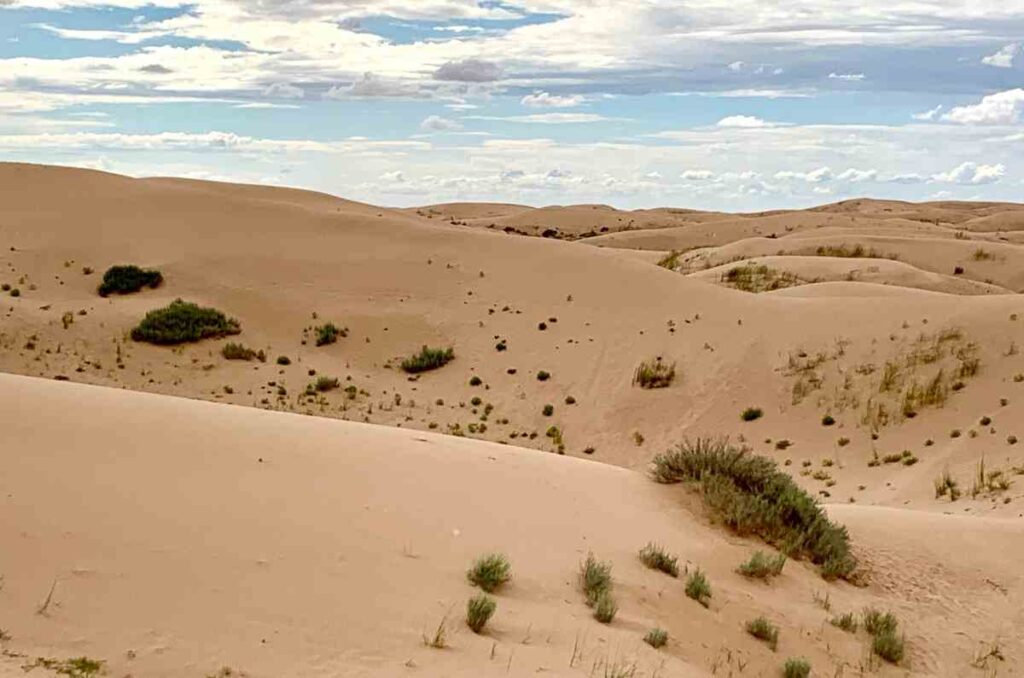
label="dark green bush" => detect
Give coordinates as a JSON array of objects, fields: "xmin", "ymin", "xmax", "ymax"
[
  {"xmin": 737, "ymin": 551, "xmax": 786, "ymax": 580},
  {"xmin": 401, "ymin": 346, "xmax": 455, "ymax": 373},
  {"xmin": 783, "ymin": 658, "xmax": 810, "ymax": 678},
  {"xmin": 651, "ymin": 438, "xmax": 856, "ymax": 580},
  {"xmin": 644, "ymin": 628, "xmax": 669, "ymax": 649},
  {"xmin": 469, "ymin": 376, "xmax": 483, "ymax": 386},
  {"xmin": 579, "ymin": 553, "xmax": 612, "ymax": 607},
  {"xmin": 131, "ymin": 299, "xmax": 240, "ymax": 345},
  {"xmin": 276, "ymin": 355, "xmax": 291, "ymax": 366},
  {"xmin": 314, "ymin": 376, "xmax": 340, "ymax": 392},
  {"xmin": 467, "ymin": 553, "xmax": 511, "ymax": 593},
  {"xmin": 315, "ymin": 323, "xmax": 346, "ymax": 346},
  {"xmin": 542, "ymin": 404, "xmax": 554, "ymax": 416},
  {"xmin": 741, "ymin": 407, "xmax": 763, "ymax": 422},
  {"xmin": 685, "ymin": 568, "xmax": 711, "ymax": 607},
  {"xmin": 466, "ymin": 594, "xmax": 496, "ymax": 634},
  {"xmin": 222, "ymin": 342, "xmax": 264, "ymax": 361},
  {"xmin": 98, "ymin": 265, "xmax": 163, "ymax": 297}
]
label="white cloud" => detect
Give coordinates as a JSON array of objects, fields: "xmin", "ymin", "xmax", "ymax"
[
  {"xmin": 932, "ymin": 162, "xmax": 1006, "ymax": 185},
  {"xmin": 716, "ymin": 115, "xmax": 774, "ymax": 128},
  {"xmin": 774, "ymin": 166, "xmax": 833, "ymax": 183},
  {"xmin": 263, "ymin": 82, "xmax": 304, "ymax": 99},
  {"xmin": 912, "ymin": 105, "xmax": 943, "ymax": 121},
  {"xmin": 470, "ymin": 113, "xmax": 610, "ymax": 124},
  {"xmin": 680, "ymin": 169, "xmax": 715, "ymax": 181},
  {"xmin": 520, "ymin": 91, "xmax": 584, "ymax": 108},
  {"xmin": 981, "ymin": 43, "xmax": 1020, "ymax": 68},
  {"xmin": 727, "ymin": 61, "xmax": 745, "ymax": 71},
  {"xmin": 420, "ymin": 114, "xmax": 462, "ymax": 131},
  {"xmin": 836, "ymin": 168, "xmax": 877, "ymax": 183},
  {"xmin": 829, "ymin": 72, "xmax": 865, "ymax": 81},
  {"xmin": 944, "ymin": 89, "xmax": 1024, "ymax": 125}
]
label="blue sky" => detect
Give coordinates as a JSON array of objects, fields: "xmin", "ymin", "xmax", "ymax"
[{"xmin": 0, "ymin": 1, "xmax": 1022, "ymax": 210}]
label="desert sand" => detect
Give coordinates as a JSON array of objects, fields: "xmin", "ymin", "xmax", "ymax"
[{"xmin": 2, "ymin": 163, "xmax": 1023, "ymax": 677}]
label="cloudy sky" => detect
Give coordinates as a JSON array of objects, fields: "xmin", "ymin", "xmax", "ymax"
[{"xmin": 1, "ymin": 1, "xmax": 1023, "ymax": 209}]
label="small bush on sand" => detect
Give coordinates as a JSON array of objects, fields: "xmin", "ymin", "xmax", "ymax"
[
  {"xmin": 466, "ymin": 594, "xmax": 496, "ymax": 634},
  {"xmin": 467, "ymin": 553, "xmax": 511, "ymax": 593},
  {"xmin": 633, "ymin": 358, "xmax": 676, "ymax": 389},
  {"xmin": 862, "ymin": 608, "xmax": 897, "ymax": 636},
  {"xmin": 685, "ymin": 568, "xmax": 711, "ymax": 607},
  {"xmin": 651, "ymin": 438, "xmax": 856, "ymax": 581},
  {"xmin": 746, "ymin": 616, "xmax": 779, "ymax": 650},
  {"xmin": 401, "ymin": 346, "xmax": 455, "ymax": 373},
  {"xmin": 638, "ymin": 542, "xmax": 679, "ymax": 577},
  {"xmin": 872, "ymin": 628, "xmax": 905, "ymax": 664},
  {"xmin": 314, "ymin": 322, "xmax": 345, "ymax": 346},
  {"xmin": 644, "ymin": 628, "xmax": 669, "ymax": 649},
  {"xmin": 276, "ymin": 355, "xmax": 291, "ymax": 366},
  {"xmin": 542, "ymin": 404, "xmax": 554, "ymax": 416},
  {"xmin": 737, "ymin": 551, "xmax": 786, "ymax": 580},
  {"xmin": 593, "ymin": 590, "xmax": 617, "ymax": 624},
  {"xmin": 131, "ymin": 299, "xmax": 240, "ymax": 345},
  {"xmin": 537, "ymin": 370, "xmax": 551, "ymax": 381},
  {"xmin": 222, "ymin": 342, "xmax": 264, "ymax": 362},
  {"xmin": 830, "ymin": 612, "xmax": 858, "ymax": 633},
  {"xmin": 469, "ymin": 376, "xmax": 482, "ymax": 386},
  {"xmin": 783, "ymin": 658, "xmax": 811, "ymax": 678},
  {"xmin": 313, "ymin": 376, "xmax": 340, "ymax": 392},
  {"xmin": 741, "ymin": 407, "xmax": 763, "ymax": 422},
  {"xmin": 579, "ymin": 553, "xmax": 613, "ymax": 607},
  {"xmin": 98, "ymin": 265, "xmax": 163, "ymax": 297}
]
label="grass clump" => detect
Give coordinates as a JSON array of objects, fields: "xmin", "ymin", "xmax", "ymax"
[
  {"xmin": 638, "ymin": 542, "xmax": 679, "ymax": 577},
  {"xmin": 131, "ymin": 299, "xmax": 240, "ymax": 345},
  {"xmin": 98, "ymin": 264, "xmax": 162, "ymax": 297},
  {"xmin": 722, "ymin": 263, "xmax": 801, "ymax": 293},
  {"xmin": 741, "ymin": 407, "xmax": 763, "ymax": 422},
  {"xmin": 221, "ymin": 342, "xmax": 264, "ymax": 362},
  {"xmin": 737, "ymin": 551, "xmax": 786, "ymax": 580},
  {"xmin": 314, "ymin": 322, "xmax": 345, "ymax": 346},
  {"xmin": 592, "ymin": 590, "xmax": 617, "ymax": 624},
  {"xmin": 579, "ymin": 553, "xmax": 613, "ymax": 607},
  {"xmin": 830, "ymin": 611, "xmax": 858, "ymax": 633},
  {"xmin": 644, "ymin": 628, "xmax": 669, "ymax": 649},
  {"xmin": 684, "ymin": 568, "xmax": 711, "ymax": 607},
  {"xmin": 746, "ymin": 616, "xmax": 779, "ymax": 650},
  {"xmin": 633, "ymin": 358, "xmax": 676, "ymax": 388},
  {"xmin": 783, "ymin": 658, "xmax": 811, "ymax": 678},
  {"xmin": 466, "ymin": 553, "xmax": 511, "ymax": 593},
  {"xmin": 466, "ymin": 594, "xmax": 496, "ymax": 634},
  {"xmin": 872, "ymin": 627, "xmax": 905, "ymax": 664},
  {"xmin": 651, "ymin": 438, "xmax": 856, "ymax": 580},
  {"xmin": 401, "ymin": 346, "xmax": 455, "ymax": 373},
  {"xmin": 313, "ymin": 376, "xmax": 340, "ymax": 392}
]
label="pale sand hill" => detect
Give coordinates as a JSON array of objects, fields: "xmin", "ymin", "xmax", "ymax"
[{"xmin": 1, "ymin": 374, "xmax": 1022, "ymax": 678}]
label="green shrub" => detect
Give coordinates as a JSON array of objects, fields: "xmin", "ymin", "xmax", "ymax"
[
  {"xmin": 467, "ymin": 553, "xmax": 511, "ymax": 593},
  {"xmin": 741, "ymin": 407, "xmax": 763, "ymax": 422},
  {"xmin": 684, "ymin": 568, "xmax": 711, "ymax": 607},
  {"xmin": 537, "ymin": 370, "xmax": 551, "ymax": 381},
  {"xmin": 592, "ymin": 590, "xmax": 617, "ymax": 624},
  {"xmin": 98, "ymin": 264, "xmax": 163, "ymax": 297},
  {"xmin": 579, "ymin": 553, "xmax": 613, "ymax": 607},
  {"xmin": 401, "ymin": 346, "xmax": 455, "ymax": 373},
  {"xmin": 872, "ymin": 629, "xmax": 905, "ymax": 663},
  {"xmin": 737, "ymin": 551, "xmax": 786, "ymax": 580},
  {"xmin": 651, "ymin": 438, "xmax": 856, "ymax": 580},
  {"xmin": 830, "ymin": 612, "xmax": 858, "ymax": 633},
  {"xmin": 469, "ymin": 376, "xmax": 482, "ymax": 386},
  {"xmin": 466, "ymin": 594, "xmax": 496, "ymax": 634},
  {"xmin": 276, "ymin": 355, "xmax": 291, "ymax": 366},
  {"xmin": 783, "ymin": 658, "xmax": 811, "ymax": 678},
  {"xmin": 746, "ymin": 616, "xmax": 778, "ymax": 650},
  {"xmin": 638, "ymin": 542, "xmax": 679, "ymax": 577},
  {"xmin": 862, "ymin": 608, "xmax": 897, "ymax": 636},
  {"xmin": 10, "ymin": 288, "xmax": 20, "ymax": 297},
  {"xmin": 315, "ymin": 322, "xmax": 345, "ymax": 346},
  {"xmin": 633, "ymin": 358, "xmax": 676, "ymax": 389},
  {"xmin": 131, "ymin": 299, "xmax": 240, "ymax": 345},
  {"xmin": 542, "ymin": 404, "xmax": 554, "ymax": 416},
  {"xmin": 222, "ymin": 342, "xmax": 263, "ymax": 361},
  {"xmin": 314, "ymin": 376, "xmax": 340, "ymax": 392},
  {"xmin": 644, "ymin": 628, "xmax": 669, "ymax": 649},
  {"xmin": 822, "ymin": 414, "xmax": 836, "ymax": 426}
]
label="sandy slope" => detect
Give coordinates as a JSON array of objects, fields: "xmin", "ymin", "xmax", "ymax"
[{"xmin": 2, "ymin": 374, "xmax": 1022, "ymax": 678}]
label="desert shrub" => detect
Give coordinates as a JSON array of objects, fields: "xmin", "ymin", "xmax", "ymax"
[
  {"xmin": 783, "ymin": 658, "xmax": 811, "ymax": 678},
  {"xmin": 651, "ymin": 438, "xmax": 856, "ymax": 580},
  {"xmin": 469, "ymin": 376, "xmax": 482, "ymax": 386},
  {"xmin": 471, "ymin": 396, "xmax": 483, "ymax": 406},
  {"xmin": 10, "ymin": 288, "xmax": 20, "ymax": 297},
  {"xmin": 746, "ymin": 616, "xmax": 778, "ymax": 650},
  {"xmin": 741, "ymin": 407, "xmax": 763, "ymax": 422},
  {"xmin": 276, "ymin": 355, "xmax": 291, "ymax": 366},
  {"xmin": 542, "ymin": 404, "xmax": 554, "ymax": 416},
  {"xmin": 830, "ymin": 612, "xmax": 858, "ymax": 633},
  {"xmin": 222, "ymin": 342, "xmax": 263, "ymax": 361},
  {"xmin": 314, "ymin": 322, "xmax": 345, "ymax": 346},
  {"xmin": 579, "ymin": 553, "xmax": 613, "ymax": 607},
  {"xmin": 644, "ymin": 628, "xmax": 669, "ymax": 649},
  {"xmin": 633, "ymin": 358, "xmax": 676, "ymax": 389},
  {"xmin": 862, "ymin": 608, "xmax": 897, "ymax": 636},
  {"xmin": 638, "ymin": 542, "xmax": 679, "ymax": 577},
  {"xmin": 466, "ymin": 594, "xmax": 496, "ymax": 634},
  {"xmin": 722, "ymin": 263, "xmax": 801, "ymax": 293},
  {"xmin": 467, "ymin": 553, "xmax": 511, "ymax": 593},
  {"xmin": 737, "ymin": 551, "xmax": 786, "ymax": 580},
  {"xmin": 537, "ymin": 370, "xmax": 551, "ymax": 381},
  {"xmin": 872, "ymin": 628, "xmax": 905, "ymax": 663},
  {"xmin": 684, "ymin": 568, "xmax": 711, "ymax": 607},
  {"xmin": 314, "ymin": 376, "xmax": 340, "ymax": 392},
  {"xmin": 401, "ymin": 346, "xmax": 455, "ymax": 373},
  {"xmin": 593, "ymin": 590, "xmax": 617, "ymax": 623},
  {"xmin": 98, "ymin": 264, "xmax": 162, "ymax": 297},
  {"xmin": 131, "ymin": 299, "xmax": 240, "ymax": 345},
  {"xmin": 822, "ymin": 414, "xmax": 836, "ymax": 426}
]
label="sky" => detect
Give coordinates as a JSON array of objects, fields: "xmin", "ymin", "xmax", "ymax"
[{"xmin": 0, "ymin": 1, "xmax": 1023, "ymax": 210}]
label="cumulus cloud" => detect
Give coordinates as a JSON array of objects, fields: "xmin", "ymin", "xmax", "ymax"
[
  {"xmin": 520, "ymin": 92, "xmax": 584, "ymax": 108},
  {"xmin": 434, "ymin": 59, "xmax": 502, "ymax": 83},
  {"xmin": 944, "ymin": 89, "xmax": 1024, "ymax": 125},
  {"xmin": 716, "ymin": 115, "xmax": 773, "ymax": 128},
  {"xmin": 932, "ymin": 162, "xmax": 1005, "ymax": 185},
  {"xmin": 774, "ymin": 167, "xmax": 833, "ymax": 183},
  {"xmin": 420, "ymin": 114, "xmax": 462, "ymax": 131},
  {"xmin": 263, "ymin": 82, "xmax": 304, "ymax": 99},
  {"xmin": 912, "ymin": 105, "xmax": 943, "ymax": 121},
  {"xmin": 680, "ymin": 169, "xmax": 715, "ymax": 181},
  {"xmin": 829, "ymin": 72, "xmax": 865, "ymax": 81},
  {"xmin": 836, "ymin": 168, "xmax": 877, "ymax": 183},
  {"xmin": 981, "ymin": 43, "xmax": 1020, "ymax": 68}
]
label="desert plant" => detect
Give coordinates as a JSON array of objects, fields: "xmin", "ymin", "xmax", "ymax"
[
  {"xmin": 684, "ymin": 568, "xmax": 711, "ymax": 607},
  {"xmin": 651, "ymin": 438, "xmax": 855, "ymax": 580},
  {"xmin": 469, "ymin": 375, "xmax": 482, "ymax": 386},
  {"xmin": 746, "ymin": 616, "xmax": 778, "ymax": 650},
  {"xmin": 872, "ymin": 628, "xmax": 905, "ymax": 663},
  {"xmin": 934, "ymin": 470, "xmax": 961, "ymax": 501},
  {"xmin": 737, "ymin": 551, "xmax": 786, "ymax": 580},
  {"xmin": 131, "ymin": 299, "xmax": 240, "ymax": 345},
  {"xmin": 592, "ymin": 590, "xmax": 617, "ymax": 623},
  {"xmin": 722, "ymin": 263, "xmax": 801, "ymax": 293},
  {"xmin": 313, "ymin": 376, "xmax": 340, "ymax": 392},
  {"xmin": 638, "ymin": 542, "xmax": 679, "ymax": 577},
  {"xmin": 579, "ymin": 553, "xmax": 613, "ymax": 607},
  {"xmin": 467, "ymin": 553, "xmax": 511, "ymax": 593},
  {"xmin": 783, "ymin": 658, "xmax": 811, "ymax": 678},
  {"xmin": 466, "ymin": 594, "xmax": 496, "ymax": 634},
  {"xmin": 314, "ymin": 322, "xmax": 345, "ymax": 346},
  {"xmin": 276, "ymin": 355, "xmax": 291, "ymax": 366},
  {"xmin": 98, "ymin": 264, "xmax": 162, "ymax": 297},
  {"xmin": 401, "ymin": 346, "xmax": 455, "ymax": 373},
  {"xmin": 542, "ymin": 404, "xmax": 555, "ymax": 416},
  {"xmin": 633, "ymin": 358, "xmax": 676, "ymax": 389},
  {"xmin": 221, "ymin": 342, "xmax": 263, "ymax": 361},
  {"xmin": 863, "ymin": 608, "xmax": 897, "ymax": 636},
  {"xmin": 644, "ymin": 628, "xmax": 669, "ymax": 649},
  {"xmin": 537, "ymin": 370, "xmax": 551, "ymax": 381},
  {"xmin": 741, "ymin": 407, "xmax": 763, "ymax": 422},
  {"xmin": 821, "ymin": 414, "xmax": 836, "ymax": 426},
  {"xmin": 830, "ymin": 611, "xmax": 858, "ymax": 633}
]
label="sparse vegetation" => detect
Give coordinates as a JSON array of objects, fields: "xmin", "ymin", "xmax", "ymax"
[
  {"xmin": 579, "ymin": 553, "xmax": 613, "ymax": 607},
  {"xmin": 684, "ymin": 568, "xmax": 712, "ymax": 607},
  {"xmin": 722, "ymin": 263, "xmax": 802, "ymax": 293},
  {"xmin": 638, "ymin": 542, "xmax": 679, "ymax": 577},
  {"xmin": 644, "ymin": 627, "xmax": 669, "ymax": 649},
  {"xmin": 467, "ymin": 553, "xmax": 511, "ymax": 593},
  {"xmin": 401, "ymin": 346, "xmax": 455, "ymax": 373},
  {"xmin": 221, "ymin": 342, "xmax": 264, "ymax": 361},
  {"xmin": 651, "ymin": 438, "xmax": 855, "ymax": 580},
  {"xmin": 542, "ymin": 404, "xmax": 554, "ymax": 416},
  {"xmin": 741, "ymin": 407, "xmax": 763, "ymax": 422},
  {"xmin": 131, "ymin": 299, "xmax": 241, "ymax": 345},
  {"xmin": 537, "ymin": 370, "xmax": 551, "ymax": 381},
  {"xmin": 830, "ymin": 612, "xmax": 858, "ymax": 633},
  {"xmin": 746, "ymin": 616, "xmax": 779, "ymax": 650},
  {"xmin": 783, "ymin": 658, "xmax": 811, "ymax": 678},
  {"xmin": 276, "ymin": 355, "xmax": 291, "ymax": 366},
  {"xmin": 934, "ymin": 469, "xmax": 961, "ymax": 501},
  {"xmin": 633, "ymin": 358, "xmax": 675, "ymax": 389},
  {"xmin": 592, "ymin": 590, "xmax": 617, "ymax": 624},
  {"xmin": 466, "ymin": 594, "xmax": 496, "ymax": 634},
  {"xmin": 98, "ymin": 264, "xmax": 163, "ymax": 297},
  {"xmin": 314, "ymin": 322, "xmax": 345, "ymax": 346},
  {"xmin": 737, "ymin": 551, "xmax": 786, "ymax": 580}
]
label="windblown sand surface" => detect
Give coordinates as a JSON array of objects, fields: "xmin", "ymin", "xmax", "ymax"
[{"xmin": 2, "ymin": 163, "xmax": 1023, "ymax": 676}]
